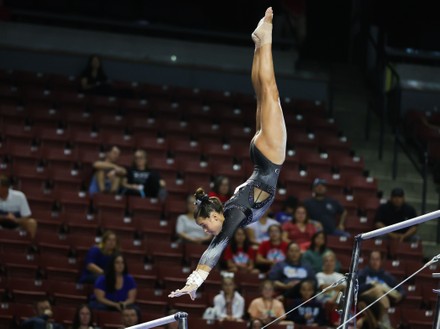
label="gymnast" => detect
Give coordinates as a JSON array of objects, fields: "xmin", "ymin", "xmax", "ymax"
[{"xmin": 169, "ymin": 7, "xmax": 287, "ymax": 300}]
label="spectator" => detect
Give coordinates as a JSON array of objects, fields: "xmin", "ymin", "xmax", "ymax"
[
  {"xmin": 255, "ymin": 224, "xmax": 289, "ymax": 273},
  {"xmin": 274, "ymin": 195, "xmax": 298, "ymax": 225},
  {"xmin": 89, "ymin": 254, "xmax": 137, "ymax": 311},
  {"xmin": 247, "ymin": 280, "xmax": 286, "ymax": 325},
  {"xmin": 175, "ymin": 194, "xmax": 212, "ymax": 244},
  {"xmin": 281, "ymin": 204, "xmax": 321, "ymax": 251},
  {"xmin": 374, "ymin": 187, "xmax": 419, "ymax": 242},
  {"xmin": 268, "ymin": 242, "xmax": 315, "ymax": 295},
  {"xmin": 358, "ymin": 250, "xmax": 404, "ymax": 321},
  {"xmin": 0, "ymin": 175, "xmax": 37, "ymax": 240},
  {"xmin": 21, "ymin": 298, "xmax": 64, "ymax": 329},
  {"xmin": 79, "ymin": 230, "xmax": 120, "ymax": 284},
  {"xmin": 208, "ymin": 175, "xmax": 232, "ymax": 204},
  {"xmin": 356, "ymin": 294, "xmax": 387, "ymax": 329},
  {"xmin": 302, "ymin": 231, "xmax": 341, "ymax": 273},
  {"xmin": 0, "ymin": 174, "xmax": 37, "ymax": 239},
  {"xmin": 222, "ymin": 227, "xmax": 258, "ymax": 274},
  {"xmin": 120, "ymin": 304, "xmax": 142, "ymax": 328},
  {"xmin": 79, "ymin": 54, "xmax": 110, "ymax": 95},
  {"xmin": 211, "ymin": 276, "xmax": 245, "ymax": 322},
  {"xmin": 303, "ymin": 178, "xmax": 349, "ymax": 237},
  {"xmin": 285, "ymin": 279, "xmax": 327, "ymax": 326},
  {"xmin": 122, "ymin": 149, "xmax": 167, "ymax": 200},
  {"xmin": 245, "ymin": 208, "xmax": 279, "ymax": 246},
  {"xmin": 315, "ymin": 251, "xmax": 346, "ymax": 326},
  {"xmin": 71, "ymin": 304, "xmax": 97, "ymax": 329},
  {"xmin": 88, "ymin": 146, "xmax": 127, "ymax": 196}
]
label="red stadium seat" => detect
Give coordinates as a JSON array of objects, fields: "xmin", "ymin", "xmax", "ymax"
[{"xmin": 400, "ymin": 307, "xmax": 434, "ymax": 329}]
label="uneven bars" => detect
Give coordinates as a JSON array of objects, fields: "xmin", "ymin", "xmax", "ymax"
[
  {"xmin": 126, "ymin": 312, "xmax": 188, "ymax": 329},
  {"xmin": 359, "ymin": 209, "xmax": 440, "ymax": 241}
]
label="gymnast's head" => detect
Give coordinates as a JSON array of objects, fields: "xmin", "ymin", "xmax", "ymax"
[{"xmin": 194, "ymin": 187, "xmax": 225, "ymax": 236}]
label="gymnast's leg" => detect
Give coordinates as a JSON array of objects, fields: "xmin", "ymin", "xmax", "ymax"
[{"xmin": 251, "ymin": 7, "xmax": 287, "ymax": 166}]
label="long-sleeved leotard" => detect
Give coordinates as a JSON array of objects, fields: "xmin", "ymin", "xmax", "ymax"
[{"xmin": 198, "ymin": 142, "xmax": 282, "ymax": 269}]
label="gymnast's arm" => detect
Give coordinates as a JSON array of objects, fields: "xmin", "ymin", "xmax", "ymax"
[{"xmin": 169, "ymin": 207, "xmax": 246, "ymax": 299}]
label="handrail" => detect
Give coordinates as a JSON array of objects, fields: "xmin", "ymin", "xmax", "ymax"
[{"xmin": 365, "ymin": 27, "xmax": 430, "ymax": 214}]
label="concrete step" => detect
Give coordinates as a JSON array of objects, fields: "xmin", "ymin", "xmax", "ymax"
[{"xmin": 329, "ymin": 63, "xmax": 439, "ymax": 251}]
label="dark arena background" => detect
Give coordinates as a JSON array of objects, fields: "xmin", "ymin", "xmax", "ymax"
[{"xmin": 0, "ymin": 0, "xmax": 440, "ymax": 328}]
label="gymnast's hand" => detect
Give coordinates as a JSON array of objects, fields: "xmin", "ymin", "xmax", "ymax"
[{"xmin": 168, "ymin": 283, "xmax": 198, "ymax": 300}]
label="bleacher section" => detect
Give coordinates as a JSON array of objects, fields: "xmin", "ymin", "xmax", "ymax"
[{"xmin": 0, "ymin": 69, "xmax": 431, "ymax": 329}]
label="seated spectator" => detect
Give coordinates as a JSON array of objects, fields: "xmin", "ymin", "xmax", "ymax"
[
  {"xmin": 89, "ymin": 254, "xmax": 137, "ymax": 311},
  {"xmin": 268, "ymin": 242, "xmax": 315, "ymax": 296},
  {"xmin": 315, "ymin": 251, "xmax": 346, "ymax": 326},
  {"xmin": 89, "ymin": 146, "xmax": 127, "ymax": 196},
  {"xmin": 79, "ymin": 230, "xmax": 120, "ymax": 284},
  {"xmin": 248, "ymin": 280, "xmax": 286, "ymax": 326},
  {"xmin": 79, "ymin": 54, "xmax": 111, "ymax": 95},
  {"xmin": 120, "ymin": 304, "xmax": 142, "ymax": 328},
  {"xmin": 222, "ymin": 227, "xmax": 258, "ymax": 274},
  {"xmin": 175, "ymin": 194, "xmax": 212, "ymax": 244},
  {"xmin": 212, "ymin": 276, "xmax": 245, "ymax": 322},
  {"xmin": 122, "ymin": 149, "xmax": 167, "ymax": 200},
  {"xmin": 285, "ymin": 279, "xmax": 327, "ymax": 326},
  {"xmin": 374, "ymin": 187, "xmax": 419, "ymax": 242},
  {"xmin": 274, "ymin": 195, "xmax": 298, "ymax": 224},
  {"xmin": 208, "ymin": 175, "xmax": 232, "ymax": 204},
  {"xmin": 256, "ymin": 224, "xmax": 289, "ymax": 273},
  {"xmin": 281, "ymin": 204, "xmax": 321, "ymax": 251},
  {"xmin": 71, "ymin": 303, "xmax": 97, "ymax": 329},
  {"xmin": 358, "ymin": 250, "xmax": 404, "ymax": 323},
  {"xmin": 356, "ymin": 294, "xmax": 388, "ymax": 329},
  {"xmin": 303, "ymin": 178, "xmax": 350, "ymax": 237},
  {"xmin": 245, "ymin": 208, "xmax": 279, "ymax": 246},
  {"xmin": 302, "ymin": 231, "xmax": 341, "ymax": 273},
  {"xmin": 0, "ymin": 174, "xmax": 37, "ymax": 239},
  {"xmin": 21, "ymin": 298, "xmax": 64, "ymax": 329}
]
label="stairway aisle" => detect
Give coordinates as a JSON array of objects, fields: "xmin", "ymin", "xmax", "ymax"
[{"xmin": 329, "ymin": 63, "xmax": 439, "ymax": 259}]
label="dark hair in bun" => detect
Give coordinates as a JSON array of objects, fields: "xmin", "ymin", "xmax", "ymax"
[{"xmin": 194, "ymin": 187, "xmax": 224, "ymax": 218}]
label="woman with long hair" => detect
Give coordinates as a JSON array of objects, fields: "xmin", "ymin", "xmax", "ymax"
[
  {"xmin": 282, "ymin": 204, "xmax": 321, "ymax": 251},
  {"xmin": 89, "ymin": 254, "xmax": 137, "ymax": 311},
  {"xmin": 302, "ymin": 231, "xmax": 340, "ymax": 273},
  {"xmin": 71, "ymin": 304, "xmax": 97, "ymax": 329},
  {"xmin": 222, "ymin": 227, "xmax": 258, "ymax": 273}
]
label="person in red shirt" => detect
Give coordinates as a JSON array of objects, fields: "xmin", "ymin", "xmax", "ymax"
[
  {"xmin": 282, "ymin": 204, "xmax": 321, "ymax": 251},
  {"xmin": 256, "ymin": 224, "xmax": 288, "ymax": 273},
  {"xmin": 208, "ymin": 175, "xmax": 232, "ymax": 204},
  {"xmin": 223, "ymin": 227, "xmax": 259, "ymax": 274}
]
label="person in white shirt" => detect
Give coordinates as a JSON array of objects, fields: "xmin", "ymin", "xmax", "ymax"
[
  {"xmin": 176, "ymin": 194, "xmax": 212, "ymax": 244},
  {"xmin": 212, "ymin": 277, "xmax": 245, "ymax": 322},
  {"xmin": 245, "ymin": 208, "xmax": 279, "ymax": 246},
  {"xmin": 316, "ymin": 251, "xmax": 346, "ymax": 305},
  {"xmin": 0, "ymin": 175, "xmax": 37, "ymax": 239}
]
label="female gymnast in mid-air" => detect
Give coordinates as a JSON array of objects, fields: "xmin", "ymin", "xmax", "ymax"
[{"xmin": 169, "ymin": 6, "xmax": 287, "ymax": 300}]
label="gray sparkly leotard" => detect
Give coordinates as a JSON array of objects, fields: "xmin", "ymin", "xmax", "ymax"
[{"xmin": 198, "ymin": 142, "xmax": 282, "ymax": 268}]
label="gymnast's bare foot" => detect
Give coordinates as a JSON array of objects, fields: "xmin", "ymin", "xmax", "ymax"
[{"xmin": 251, "ymin": 7, "xmax": 273, "ymax": 49}]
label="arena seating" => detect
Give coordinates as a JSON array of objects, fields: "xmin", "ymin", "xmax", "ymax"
[{"xmin": 0, "ymin": 68, "xmax": 428, "ymax": 328}]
